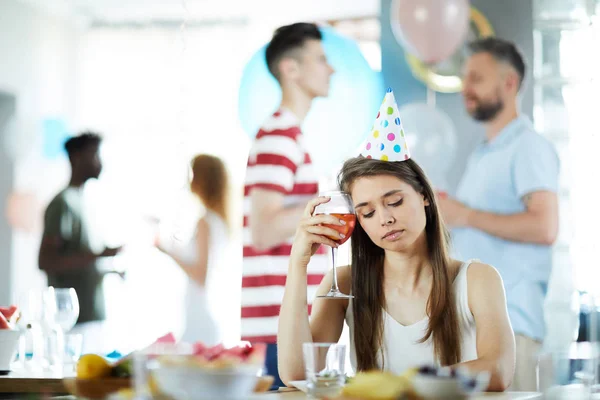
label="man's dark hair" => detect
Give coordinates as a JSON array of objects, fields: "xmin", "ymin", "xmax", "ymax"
[
  {"xmin": 64, "ymin": 131, "xmax": 102, "ymax": 159},
  {"xmin": 468, "ymin": 37, "xmax": 526, "ymax": 89},
  {"xmin": 265, "ymin": 22, "xmax": 322, "ymax": 80}
]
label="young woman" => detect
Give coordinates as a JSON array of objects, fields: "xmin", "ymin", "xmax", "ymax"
[
  {"xmin": 157, "ymin": 154, "xmax": 233, "ymax": 345},
  {"xmin": 277, "ymin": 157, "xmax": 515, "ymax": 391}
]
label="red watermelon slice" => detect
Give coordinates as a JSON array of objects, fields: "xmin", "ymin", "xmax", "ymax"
[
  {"xmin": 192, "ymin": 342, "xmax": 208, "ymax": 356},
  {"xmin": 0, "ymin": 311, "xmax": 11, "ymax": 330},
  {"xmin": 221, "ymin": 342, "xmax": 253, "ymax": 360},
  {"xmin": 190, "ymin": 341, "xmax": 266, "ymax": 366},
  {"xmin": 0, "ymin": 305, "xmax": 18, "ymax": 319},
  {"xmin": 155, "ymin": 332, "xmax": 176, "ymax": 344},
  {"xmin": 203, "ymin": 344, "xmax": 226, "ymax": 361},
  {"xmin": 0, "ymin": 305, "xmax": 19, "ymax": 328}
]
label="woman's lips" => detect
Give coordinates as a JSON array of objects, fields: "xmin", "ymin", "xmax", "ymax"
[{"xmin": 382, "ymin": 230, "xmax": 404, "ymax": 241}]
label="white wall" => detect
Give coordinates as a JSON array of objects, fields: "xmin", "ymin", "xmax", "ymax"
[
  {"xmin": 0, "ymin": 1, "xmax": 79, "ymax": 305},
  {"xmin": 0, "ymin": 93, "xmax": 16, "ymax": 306},
  {"xmin": 71, "ymin": 23, "xmax": 260, "ymax": 351},
  {"xmin": 0, "ymin": 1, "xmax": 271, "ymax": 348}
]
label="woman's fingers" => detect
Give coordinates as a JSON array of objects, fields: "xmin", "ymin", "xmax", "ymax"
[
  {"xmin": 304, "ymin": 196, "xmax": 331, "ymax": 218},
  {"xmin": 305, "ymin": 232, "xmax": 339, "ymax": 248},
  {"xmin": 305, "ymin": 225, "xmax": 344, "ymax": 242},
  {"xmin": 303, "ymin": 213, "xmax": 346, "ymax": 227}
]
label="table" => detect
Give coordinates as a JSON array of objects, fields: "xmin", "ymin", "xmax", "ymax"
[
  {"xmin": 254, "ymin": 392, "xmax": 542, "ymax": 399},
  {"xmin": 0, "ymin": 372, "xmax": 542, "ymax": 399},
  {"xmin": 0, "ymin": 370, "xmax": 71, "ymax": 394}
]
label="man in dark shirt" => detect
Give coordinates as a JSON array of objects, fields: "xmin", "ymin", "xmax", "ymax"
[{"xmin": 38, "ymin": 132, "xmax": 121, "ymax": 325}]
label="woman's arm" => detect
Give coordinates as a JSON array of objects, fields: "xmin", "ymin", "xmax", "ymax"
[
  {"xmin": 278, "ymin": 267, "xmax": 350, "ymax": 386},
  {"xmin": 455, "ymin": 262, "xmax": 516, "ymax": 391},
  {"xmin": 277, "ymin": 197, "xmax": 349, "ymax": 386},
  {"xmin": 158, "ymin": 218, "xmax": 210, "ymax": 286}
]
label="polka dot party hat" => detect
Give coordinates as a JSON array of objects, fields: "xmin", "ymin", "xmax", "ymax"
[{"xmin": 360, "ymin": 87, "xmax": 410, "ymax": 162}]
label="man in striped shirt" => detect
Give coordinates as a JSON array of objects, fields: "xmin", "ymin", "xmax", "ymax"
[{"xmin": 243, "ymin": 22, "xmax": 333, "ymax": 387}]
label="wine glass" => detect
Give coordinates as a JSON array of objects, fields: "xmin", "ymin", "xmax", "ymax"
[
  {"xmin": 50, "ymin": 288, "xmax": 80, "ymax": 333},
  {"xmin": 314, "ymin": 191, "xmax": 356, "ymax": 299}
]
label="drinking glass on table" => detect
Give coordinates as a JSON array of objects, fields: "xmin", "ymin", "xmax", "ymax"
[
  {"xmin": 51, "ymin": 288, "xmax": 80, "ymax": 333},
  {"xmin": 313, "ymin": 191, "xmax": 356, "ymax": 299},
  {"xmin": 537, "ymin": 342, "xmax": 599, "ymax": 399},
  {"xmin": 18, "ymin": 289, "xmax": 46, "ymax": 370},
  {"xmin": 63, "ymin": 333, "xmax": 83, "ymax": 371},
  {"xmin": 303, "ymin": 343, "xmax": 346, "ymax": 399}
]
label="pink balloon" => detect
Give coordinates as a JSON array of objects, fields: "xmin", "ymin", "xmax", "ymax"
[{"xmin": 390, "ymin": 0, "xmax": 470, "ymax": 64}]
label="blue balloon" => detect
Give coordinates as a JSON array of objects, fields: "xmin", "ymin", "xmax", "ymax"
[
  {"xmin": 238, "ymin": 27, "xmax": 384, "ymax": 173},
  {"xmin": 42, "ymin": 118, "xmax": 70, "ymax": 159}
]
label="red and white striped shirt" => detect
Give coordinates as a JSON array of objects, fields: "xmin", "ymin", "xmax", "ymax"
[{"xmin": 242, "ymin": 108, "xmax": 328, "ymax": 344}]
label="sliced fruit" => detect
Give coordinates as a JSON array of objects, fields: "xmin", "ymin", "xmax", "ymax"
[
  {"xmin": 77, "ymin": 354, "xmax": 112, "ymax": 379},
  {"xmin": 202, "ymin": 344, "xmax": 225, "ymax": 361},
  {"xmin": 111, "ymin": 358, "xmax": 133, "ymax": 378},
  {"xmin": 155, "ymin": 332, "xmax": 176, "ymax": 344},
  {"xmin": 0, "ymin": 312, "xmax": 11, "ymax": 329},
  {"xmin": 192, "ymin": 342, "xmax": 208, "ymax": 356},
  {"xmin": 0, "ymin": 305, "xmax": 18, "ymax": 319},
  {"xmin": 0, "ymin": 305, "xmax": 21, "ymax": 326},
  {"xmin": 341, "ymin": 371, "xmax": 410, "ymax": 400},
  {"xmin": 221, "ymin": 343, "xmax": 251, "ymax": 358}
]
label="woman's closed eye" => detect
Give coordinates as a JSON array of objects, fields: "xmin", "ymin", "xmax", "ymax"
[
  {"xmin": 362, "ymin": 210, "xmax": 375, "ymax": 219},
  {"xmin": 389, "ymin": 199, "xmax": 403, "ymax": 207},
  {"xmin": 361, "ymin": 199, "xmax": 402, "ymax": 218}
]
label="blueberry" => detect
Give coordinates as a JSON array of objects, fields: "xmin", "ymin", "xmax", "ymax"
[
  {"xmin": 459, "ymin": 378, "xmax": 478, "ymax": 393},
  {"xmin": 418, "ymin": 365, "xmax": 438, "ymax": 375}
]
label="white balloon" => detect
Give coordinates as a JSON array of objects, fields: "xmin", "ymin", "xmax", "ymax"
[{"xmin": 398, "ymin": 103, "xmax": 458, "ymax": 191}]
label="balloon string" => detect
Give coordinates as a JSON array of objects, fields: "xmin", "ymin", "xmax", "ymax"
[{"xmin": 426, "ymin": 87, "xmax": 436, "ymax": 107}]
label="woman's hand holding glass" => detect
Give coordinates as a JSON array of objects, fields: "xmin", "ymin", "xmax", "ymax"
[
  {"xmin": 290, "ymin": 196, "xmax": 346, "ymax": 269},
  {"xmin": 290, "ymin": 193, "xmax": 356, "ymax": 298}
]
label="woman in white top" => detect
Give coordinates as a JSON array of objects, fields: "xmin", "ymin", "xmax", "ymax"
[
  {"xmin": 278, "ymin": 157, "xmax": 515, "ymax": 391},
  {"xmin": 157, "ymin": 154, "xmax": 233, "ymax": 345}
]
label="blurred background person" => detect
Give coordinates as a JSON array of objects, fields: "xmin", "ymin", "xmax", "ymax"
[
  {"xmin": 242, "ymin": 22, "xmax": 334, "ymax": 388},
  {"xmin": 38, "ymin": 132, "xmax": 122, "ymax": 349},
  {"xmin": 437, "ymin": 38, "xmax": 559, "ymax": 391},
  {"xmin": 156, "ymin": 154, "xmax": 235, "ymax": 346}
]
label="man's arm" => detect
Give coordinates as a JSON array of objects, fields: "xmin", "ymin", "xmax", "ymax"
[
  {"xmin": 38, "ymin": 236, "xmax": 119, "ymax": 273},
  {"xmin": 439, "ymin": 191, "xmax": 558, "ymax": 245},
  {"xmin": 156, "ymin": 218, "xmax": 210, "ymax": 286},
  {"xmin": 466, "ymin": 190, "xmax": 558, "ymax": 245},
  {"xmin": 441, "ymin": 133, "xmax": 560, "ymax": 245},
  {"xmin": 249, "ymin": 188, "xmax": 306, "ymax": 250}
]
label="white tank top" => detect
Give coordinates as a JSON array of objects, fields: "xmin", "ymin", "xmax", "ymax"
[
  {"xmin": 178, "ymin": 210, "xmax": 234, "ymax": 345},
  {"xmin": 345, "ymin": 260, "xmax": 478, "ymax": 374}
]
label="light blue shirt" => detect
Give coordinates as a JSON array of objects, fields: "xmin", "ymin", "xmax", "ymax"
[{"xmin": 451, "ymin": 116, "xmax": 559, "ymax": 341}]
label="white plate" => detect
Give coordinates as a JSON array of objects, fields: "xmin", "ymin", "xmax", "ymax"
[{"xmin": 288, "ymin": 380, "xmax": 308, "ymax": 393}]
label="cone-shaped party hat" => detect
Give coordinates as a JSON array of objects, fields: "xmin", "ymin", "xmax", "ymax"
[{"xmin": 360, "ymin": 87, "xmax": 410, "ymax": 162}]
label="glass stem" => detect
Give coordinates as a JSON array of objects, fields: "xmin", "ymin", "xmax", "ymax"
[{"xmin": 330, "ymin": 246, "xmax": 339, "ymax": 292}]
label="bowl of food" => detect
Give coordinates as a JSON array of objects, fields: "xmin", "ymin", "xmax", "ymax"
[
  {"xmin": 411, "ymin": 365, "xmax": 490, "ymax": 399},
  {"xmin": 0, "ymin": 306, "xmax": 21, "ymax": 373},
  {"xmin": 149, "ymin": 342, "xmax": 267, "ymax": 400}
]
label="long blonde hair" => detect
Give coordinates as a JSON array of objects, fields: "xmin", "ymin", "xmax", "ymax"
[
  {"xmin": 339, "ymin": 157, "xmax": 461, "ymax": 370},
  {"xmin": 190, "ymin": 154, "xmax": 231, "ymax": 231}
]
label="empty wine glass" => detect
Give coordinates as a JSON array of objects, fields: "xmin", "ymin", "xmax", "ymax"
[
  {"xmin": 313, "ymin": 191, "xmax": 356, "ymax": 299},
  {"xmin": 49, "ymin": 288, "xmax": 80, "ymax": 333}
]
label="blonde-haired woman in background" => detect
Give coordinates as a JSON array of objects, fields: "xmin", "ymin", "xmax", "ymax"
[{"xmin": 157, "ymin": 154, "xmax": 234, "ymax": 345}]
